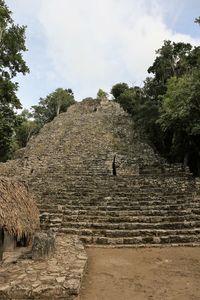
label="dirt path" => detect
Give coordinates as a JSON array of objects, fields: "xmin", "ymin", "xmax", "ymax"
[{"xmin": 79, "ymin": 247, "xmax": 200, "ymax": 300}]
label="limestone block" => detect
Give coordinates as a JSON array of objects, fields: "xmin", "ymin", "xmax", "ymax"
[
  {"xmin": 40, "ymin": 212, "xmax": 50, "ymax": 230},
  {"xmin": 32, "ymin": 231, "xmax": 55, "ymax": 260}
]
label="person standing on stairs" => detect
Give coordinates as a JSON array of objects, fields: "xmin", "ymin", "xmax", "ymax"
[{"xmin": 112, "ymin": 155, "xmax": 117, "ymax": 176}]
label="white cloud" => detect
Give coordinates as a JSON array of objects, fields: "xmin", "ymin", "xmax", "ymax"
[{"xmin": 6, "ymin": 0, "xmax": 200, "ymax": 103}]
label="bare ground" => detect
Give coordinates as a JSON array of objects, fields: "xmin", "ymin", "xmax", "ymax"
[{"xmin": 78, "ymin": 247, "xmax": 200, "ymax": 300}]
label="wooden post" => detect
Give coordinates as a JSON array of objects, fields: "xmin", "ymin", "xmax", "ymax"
[{"xmin": 0, "ymin": 228, "xmax": 4, "ymax": 261}]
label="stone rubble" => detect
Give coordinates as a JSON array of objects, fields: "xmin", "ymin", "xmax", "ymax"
[{"xmin": 0, "ymin": 235, "xmax": 87, "ymax": 299}]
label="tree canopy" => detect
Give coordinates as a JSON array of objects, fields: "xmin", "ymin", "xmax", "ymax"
[
  {"xmin": 14, "ymin": 110, "xmax": 40, "ymax": 149},
  {"xmin": 97, "ymin": 89, "xmax": 108, "ymax": 99},
  {"xmin": 158, "ymin": 69, "xmax": 200, "ymax": 173},
  {"xmin": 0, "ymin": 0, "xmax": 29, "ymax": 161},
  {"xmin": 111, "ymin": 27, "xmax": 200, "ymax": 175},
  {"xmin": 31, "ymin": 88, "xmax": 76, "ymax": 127},
  {"xmin": 111, "ymin": 83, "xmax": 129, "ymax": 99}
]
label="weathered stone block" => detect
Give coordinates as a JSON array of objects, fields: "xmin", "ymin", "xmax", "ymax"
[
  {"xmin": 32, "ymin": 231, "xmax": 55, "ymax": 260},
  {"xmin": 40, "ymin": 212, "xmax": 50, "ymax": 231}
]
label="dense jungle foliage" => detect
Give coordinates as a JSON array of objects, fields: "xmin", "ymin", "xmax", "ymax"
[{"xmin": 111, "ymin": 38, "xmax": 200, "ymax": 175}]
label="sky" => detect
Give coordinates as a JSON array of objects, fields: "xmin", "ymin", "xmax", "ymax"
[{"xmin": 5, "ymin": 0, "xmax": 200, "ymax": 109}]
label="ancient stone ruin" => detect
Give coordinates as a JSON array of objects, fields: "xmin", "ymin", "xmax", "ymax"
[
  {"xmin": 1, "ymin": 98, "xmax": 200, "ymax": 298},
  {"xmin": 0, "ymin": 98, "xmax": 199, "ymax": 247}
]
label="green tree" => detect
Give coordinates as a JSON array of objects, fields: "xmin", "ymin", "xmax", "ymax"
[
  {"xmin": 140, "ymin": 41, "xmax": 200, "ymax": 157},
  {"xmin": 158, "ymin": 70, "xmax": 200, "ymax": 174},
  {"xmin": 111, "ymin": 38, "xmax": 200, "ymax": 172},
  {"xmin": 97, "ymin": 88, "xmax": 108, "ymax": 99},
  {"xmin": 14, "ymin": 110, "xmax": 40, "ymax": 148},
  {"xmin": 112, "ymin": 85, "xmax": 141, "ymax": 115},
  {"xmin": 111, "ymin": 82, "xmax": 129, "ymax": 99},
  {"xmin": 31, "ymin": 88, "xmax": 75, "ymax": 127},
  {"xmin": 0, "ymin": 0, "xmax": 29, "ymax": 160},
  {"xmin": 147, "ymin": 41, "xmax": 193, "ymax": 99}
]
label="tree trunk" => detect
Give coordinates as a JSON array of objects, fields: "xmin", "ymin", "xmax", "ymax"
[
  {"xmin": 56, "ymin": 102, "xmax": 61, "ymax": 116},
  {"xmin": 0, "ymin": 25, "xmax": 3, "ymax": 43}
]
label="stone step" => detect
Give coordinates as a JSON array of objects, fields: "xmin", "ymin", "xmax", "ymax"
[
  {"xmin": 61, "ymin": 220, "xmax": 200, "ymax": 230},
  {"xmin": 59, "ymin": 227, "xmax": 200, "ymax": 238},
  {"xmin": 39, "ymin": 209, "xmax": 195, "ymax": 219},
  {"xmin": 56, "ymin": 198, "xmax": 195, "ymax": 206},
  {"xmin": 39, "ymin": 206, "xmax": 198, "ymax": 215},
  {"xmin": 38, "ymin": 204, "xmax": 64, "ymax": 211},
  {"xmin": 39, "ymin": 209, "xmax": 200, "ymax": 223},
  {"xmin": 40, "ymin": 196, "xmax": 195, "ymax": 205},
  {"xmin": 61, "ymin": 203, "xmax": 198, "ymax": 211},
  {"xmin": 34, "ymin": 180, "xmax": 193, "ymax": 188},
  {"xmin": 37, "ymin": 181, "xmax": 192, "ymax": 190},
  {"xmin": 38, "ymin": 188, "xmax": 168, "ymax": 195},
  {"xmin": 35, "ymin": 177, "xmax": 192, "ymax": 185},
  {"xmin": 62, "ymin": 215, "xmax": 200, "ymax": 224},
  {"xmin": 35, "ymin": 174, "xmax": 193, "ymax": 182},
  {"xmin": 40, "ymin": 211, "xmax": 63, "ymax": 217},
  {"xmin": 38, "ymin": 199, "xmax": 196, "ymax": 209},
  {"xmin": 37, "ymin": 196, "xmax": 196, "ymax": 206},
  {"xmin": 30, "ymin": 171, "xmax": 191, "ymax": 179},
  {"xmin": 40, "ymin": 195, "xmax": 195, "ymax": 202},
  {"xmin": 31, "ymin": 178, "xmax": 193, "ymax": 189},
  {"xmin": 77, "ymin": 234, "xmax": 200, "ymax": 245},
  {"xmin": 49, "ymin": 217, "xmax": 63, "ymax": 223}
]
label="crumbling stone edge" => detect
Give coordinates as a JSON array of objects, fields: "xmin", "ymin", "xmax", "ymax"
[{"xmin": 0, "ymin": 234, "xmax": 88, "ymax": 299}]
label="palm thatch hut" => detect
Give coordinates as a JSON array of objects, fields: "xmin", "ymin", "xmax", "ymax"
[{"xmin": 0, "ymin": 177, "xmax": 40, "ymax": 260}]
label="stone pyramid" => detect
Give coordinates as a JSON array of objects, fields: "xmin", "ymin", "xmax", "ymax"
[{"xmin": 1, "ymin": 98, "xmax": 200, "ymax": 246}]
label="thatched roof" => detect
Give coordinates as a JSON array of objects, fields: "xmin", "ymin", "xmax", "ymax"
[{"xmin": 0, "ymin": 177, "xmax": 40, "ymax": 238}]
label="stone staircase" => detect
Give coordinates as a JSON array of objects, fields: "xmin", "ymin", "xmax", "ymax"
[
  {"xmin": 34, "ymin": 170, "xmax": 199, "ymax": 246},
  {"xmin": 0, "ymin": 99, "xmax": 199, "ymax": 246}
]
